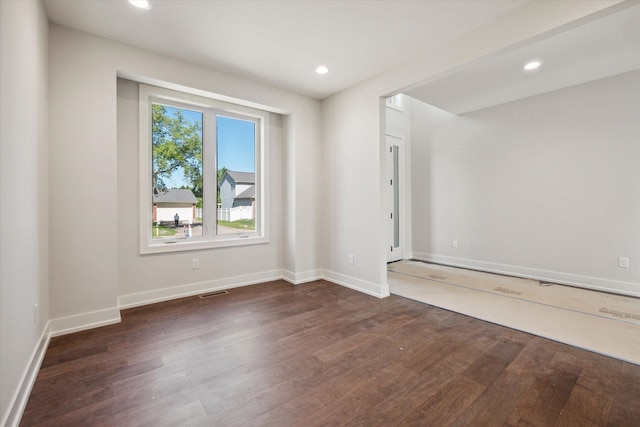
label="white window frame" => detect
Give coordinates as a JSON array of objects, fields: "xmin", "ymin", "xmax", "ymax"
[{"xmin": 139, "ymin": 84, "xmax": 270, "ymax": 254}]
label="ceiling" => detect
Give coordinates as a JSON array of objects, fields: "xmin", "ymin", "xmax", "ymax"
[
  {"xmin": 43, "ymin": 0, "xmax": 527, "ymax": 99},
  {"xmin": 405, "ymin": 2, "xmax": 640, "ymax": 114},
  {"xmin": 43, "ymin": 1, "xmax": 639, "ymax": 109}
]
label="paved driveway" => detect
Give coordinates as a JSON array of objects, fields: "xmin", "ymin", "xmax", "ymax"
[{"xmin": 170, "ymin": 223, "xmax": 250, "ymax": 238}]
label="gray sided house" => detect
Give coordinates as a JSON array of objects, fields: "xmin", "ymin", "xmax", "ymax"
[
  {"xmin": 153, "ymin": 188, "xmax": 197, "ymax": 223},
  {"xmin": 219, "ymin": 171, "xmax": 255, "ymax": 209}
]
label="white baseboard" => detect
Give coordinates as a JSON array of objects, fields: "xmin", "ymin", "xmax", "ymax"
[
  {"xmin": 43, "ymin": 267, "xmax": 391, "ymax": 338},
  {"xmin": 282, "ymin": 269, "xmax": 323, "ymax": 285},
  {"xmin": 119, "ymin": 267, "xmax": 390, "ymax": 309},
  {"xmin": 411, "ymin": 252, "xmax": 640, "ymax": 298},
  {"xmin": 118, "ymin": 269, "xmax": 283, "ymax": 309},
  {"xmin": 2, "ymin": 324, "xmax": 50, "ymax": 427},
  {"xmin": 49, "ymin": 307, "xmax": 122, "ymax": 337},
  {"xmin": 321, "ymin": 269, "xmax": 390, "ymax": 298}
]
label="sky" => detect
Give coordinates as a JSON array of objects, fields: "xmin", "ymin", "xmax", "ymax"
[{"xmin": 161, "ymin": 106, "xmax": 256, "ymax": 189}]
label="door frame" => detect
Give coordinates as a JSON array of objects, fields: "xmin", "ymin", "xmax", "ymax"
[{"xmin": 386, "ymin": 132, "xmax": 405, "ymax": 262}]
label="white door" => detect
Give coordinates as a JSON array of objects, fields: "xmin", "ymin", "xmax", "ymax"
[{"xmin": 387, "ymin": 134, "xmax": 402, "ymax": 262}]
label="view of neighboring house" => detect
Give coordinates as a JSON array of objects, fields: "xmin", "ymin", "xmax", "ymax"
[
  {"xmin": 219, "ymin": 170, "xmax": 255, "ymax": 210},
  {"xmin": 153, "ymin": 188, "xmax": 197, "ymax": 224}
]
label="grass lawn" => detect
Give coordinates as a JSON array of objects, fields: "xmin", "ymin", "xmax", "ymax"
[
  {"xmin": 153, "ymin": 223, "xmax": 177, "ymax": 236},
  {"xmin": 218, "ymin": 219, "xmax": 255, "ymax": 230}
]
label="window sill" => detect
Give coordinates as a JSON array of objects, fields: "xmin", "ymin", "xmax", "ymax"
[{"xmin": 140, "ymin": 235, "xmax": 269, "ymax": 254}]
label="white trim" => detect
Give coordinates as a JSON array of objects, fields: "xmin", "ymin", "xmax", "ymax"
[
  {"xmin": 140, "ymin": 236, "xmax": 270, "ymax": 254},
  {"xmin": 321, "ymin": 269, "xmax": 390, "ymax": 298},
  {"xmin": 118, "ymin": 269, "xmax": 282, "ymax": 309},
  {"xmin": 49, "ymin": 308, "xmax": 122, "ymax": 337},
  {"xmin": 2, "ymin": 324, "xmax": 50, "ymax": 427},
  {"xmin": 117, "ymin": 71, "xmax": 291, "ymax": 116},
  {"xmin": 120, "ymin": 268, "xmax": 390, "ymax": 309},
  {"xmin": 386, "ymin": 133, "xmax": 405, "ymax": 263},
  {"xmin": 282, "ymin": 269, "xmax": 323, "ymax": 285},
  {"xmin": 281, "ymin": 269, "xmax": 296, "ymax": 283},
  {"xmin": 44, "ymin": 268, "xmax": 387, "ymax": 332},
  {"xmin": 412, "ymin": 252, "xmax": 640, "ymax": 298}
]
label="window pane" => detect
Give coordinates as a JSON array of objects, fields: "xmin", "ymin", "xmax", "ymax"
[
  {"xmin": 151, "ymin": 103, "xmax": 203, "ymax": 239},
  {"xmin": 216, "ymin": 115, "xmax": 256, "ymax": 235}
]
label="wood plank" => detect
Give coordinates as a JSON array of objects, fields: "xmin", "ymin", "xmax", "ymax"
[
  {"xmin": 607, "ymin": 361, "xmax": 640, "ymax": 425},
  {"xmin": 393, "ymin": 375, "xmax": 485, "ymax": 426},
  {"xmin": 461, "ymin": 339, "xmax": 526, "ymax": 386},
  {"xmin": 450, "ymin": 369, "xmax": 536, "ymax": 426},
  {"xmin": 556, "ymin": 383, "xmax": 613, "ymax": 426}
]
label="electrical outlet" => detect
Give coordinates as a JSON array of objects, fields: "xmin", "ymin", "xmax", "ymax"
[
  {"xmin": 192, "ymin": 259, "xmax": 199, "ymax": 270},
  {"xmin": 619, "ymin": 257, "xmax": 629, "ymax": 268},
  {"xmin": 348, "ymin": 254, "xmax": 354, "ymax": 265},
  {"xmin": 34, "ymin": 303, "xmax": 39, "ymax": 325},
  {"xmin": 453, "ymin": 240, "xmax": 458, "ymax": 248}
]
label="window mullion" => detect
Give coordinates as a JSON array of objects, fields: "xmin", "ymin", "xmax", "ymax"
[{"xmin": 203, "ymin": 110, "xmax": 216, "ymax": 239}]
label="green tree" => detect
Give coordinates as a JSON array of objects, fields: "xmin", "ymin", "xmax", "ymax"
[
  {"xmin": 152, "ymin": 104, "xmax": 203, "ymax": 196},
  {"xmin": 217, "ymin": 167, "xmax": 228, "ymax": 188},
  {"xmin": 216, "ymin": 167, "xmax": 228, "ymax": 205}
]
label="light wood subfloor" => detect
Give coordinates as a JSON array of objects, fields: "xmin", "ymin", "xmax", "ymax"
[
  {"xmin": 388, "ymin": 260, "xmax": 640, "ymax": 365},
  {"xmin": 21, "ymin": 280, "xmax": 640, "ymax": 426}
]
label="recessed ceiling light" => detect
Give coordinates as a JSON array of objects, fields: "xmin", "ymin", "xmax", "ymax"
[
  {"xmin": 315, "ymin": 65, "xmax": 329, "ymax": 75},
  {"xmin": 129, "ymin": 0, "xmax": 151, "ymax": 9},
  {"xmin": 524, "ymin": 61, "xmax": 541, "ymax": 70}
]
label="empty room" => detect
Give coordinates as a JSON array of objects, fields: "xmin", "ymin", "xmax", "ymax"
[{"xmin": 1, "ymin": 1, "xmax": 639, "ymax": 426}]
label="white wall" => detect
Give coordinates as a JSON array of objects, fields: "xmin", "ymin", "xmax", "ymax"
[
  {"xmin": 408, "ymin": 70, "xmax": 640, "ymax": 296},
  {"xmin": 0, "ymin": 1, "xmax": 50, "ymax": 425},
  {"xmin": 322, "ymin": 86, "xmax": 388, "ymax": 296},
  {"xmin": 282, "ymin": 101, "xmax": 323, "ymax": 283},
  {"xmin": 321, "ymin": 1, "xmax": 618, "ymax": 297},
  {"xmin": 49, "ymin": 25, "xmax": 322, "ymax": 327}
]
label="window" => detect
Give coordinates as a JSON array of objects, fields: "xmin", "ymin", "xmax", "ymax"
[
  {"xmin": 139, "ymin": 84, "xmax": 269, "ymax": 253},
  {"xmin": 385, "ymin": 94, "xmax": 404, "ymax": 112}
]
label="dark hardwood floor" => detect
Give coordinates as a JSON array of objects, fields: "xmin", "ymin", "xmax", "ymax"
[{"xmin": 21, "ymin": 280, "xmax": 640, "ymax": 426}]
